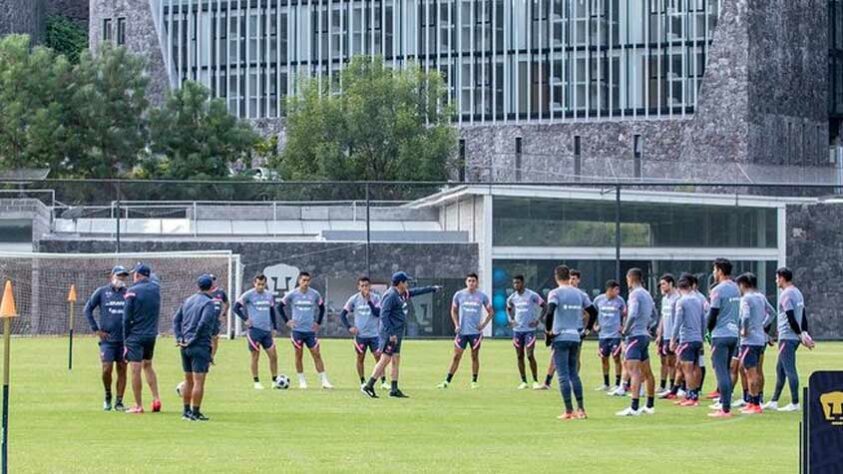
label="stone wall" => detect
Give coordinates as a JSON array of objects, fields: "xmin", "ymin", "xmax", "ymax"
[
  {"xmin": 37, "ymin": 238, "xmax": 479, "ymax": 337},
  {"xmin": 0, "ymin": 0, "xmax": 46, "ymax": 42},
  {"xmin": 47, "ymin": 0, "xmax": 88, "ymax": 27},
  {"xmin": 786, "ymin": 201, "xmax": 843, "ymax": 339},
  {"xmin": 89, "ymin": 0, "xmax": 169, "ymax": 105}
]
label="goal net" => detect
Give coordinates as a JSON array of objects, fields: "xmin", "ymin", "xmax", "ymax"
[{"xmin": 0, "ymin": 251, "xmax": 243, "ymax": 338}]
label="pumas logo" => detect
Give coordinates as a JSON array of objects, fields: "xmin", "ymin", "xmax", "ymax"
[
  {"xmin": 263, "ymin": 263, "xmax": 301, "ymax": 299},
  {"xmin": 820, "ymin": 391, "xmax": 843, "ymax": 426}
]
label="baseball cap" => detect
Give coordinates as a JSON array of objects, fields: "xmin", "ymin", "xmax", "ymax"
[
  {"xmin": 131, "ymin": 263, "xmax": 151, "ymax": 277},
  {"xmin": 197, "ymin": 274, "xmax": 214, "ymax": 290},
  {"xmin": 111, "ymin": 265, "xmax": 129, "ymax": 276},
  {"xmin": 391, "ymin": 271, "xmax": 413, "ymax": 285}
]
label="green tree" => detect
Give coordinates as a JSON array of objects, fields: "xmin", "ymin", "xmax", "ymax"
[
  {"xmin": 276, "ymin": 56, "xmax": 457, "ymax": 181},
  {"xmin": 45, "ymin": 16, "xmax": 88, "ymax": 64},
  {"xmin": 0, "ymin": 35, "xmax": 73, "ymax": 173},
  {"xmin": 65, "ymin": 44, "xmax": 149, "ymax": 178},
  {"xmin": 142, "ymin": 80, "xmax": 259, "ymax": 179}
]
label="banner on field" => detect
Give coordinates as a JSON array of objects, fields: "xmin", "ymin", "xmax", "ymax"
[{"xmin": 802, "ymin": 371, "xmax": 843, "ymax": 473}]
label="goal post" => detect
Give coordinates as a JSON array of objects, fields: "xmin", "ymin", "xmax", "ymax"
[{"xmin": 0, "ymin": 251, "xmax": 241, "ymax": 340}]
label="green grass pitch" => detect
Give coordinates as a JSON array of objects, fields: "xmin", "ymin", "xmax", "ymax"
[{"xmin": 8, "ymin": 337, "xmax": 836, "ymax": 473}]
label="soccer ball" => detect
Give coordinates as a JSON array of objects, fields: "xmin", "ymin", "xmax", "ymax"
[
  {"xmin": 273, "ymin": 375, "xmax": 290, "ymax": 390},
  {"xmin": 176, "ymin": 381, "xmax": 185, "ymax": 397}
]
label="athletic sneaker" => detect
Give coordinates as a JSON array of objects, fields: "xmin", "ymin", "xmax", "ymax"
[
  {"xmin": 677, "ymin": 389, "xmax": 687, "ymax": 398},
  {"xmin": 732, "ymin": 399, "xmax": 746, "ymax": 408},
  {"xmin": 436, "ymin": 381, "xmax": 450, "ymax": 389},
  {"xmin": 574, "ymin": 409, "xmax": 587, "ymax": 419},
  {"xmin": 761, "ymin": 400, "xmax": 779, "ymax": 410},
  {"xmin": 616, "ymin": 407, "xmax": 642, "ymax": 417},
  {"xmin": 655, "ymin": 388, "xmax": 670, "ymax": 397},
  {"xmin": 641, "ymin": 406, "xmax": 656, "ymax": 415},
  {"xmin": 659, "ymin": 392, "xmax": 677, "ymax": 400},
  {"xmin": 594, "ymin": 384, "xmax": 609, "ymax": 391},
  {"xmin": 151, "ymin": 399, "xmax": 161, "ymax": 413},
  {"xmin": 321, "ymin": 380, "xmax": 334, "ymax": 390},
  {"xmin": 254, "ymin": 382, "xmax": 265, "ymax": 390},
  {"xmin": 708, "ymin": 409, "xmax": 733, "ymax": 418},
  {"xmin": 608, "ymin": 386, "xmax": 627, "ymax": 397},
  {"xmin": 557, "ymin": 412, "xmax": 574, "ymax": 420},
  {"xmin": 777, "ymin": 403, "xmax": 801, "ymax": 412},
  {"xmin": 380, "ymin": 381, "xmax": 390, "ymax": 390},
  {"xmin": 182, "ymin": 412, "xmax": 195, "ymax": 421},
  {"xmin": 706, "ymin": 390, "xmax": 720, "ymax": 400},
  {"xmin": 103, "ymin": 398, "xmax": 112, "ymax": 412},
  {"xmin": 299, "ymin": 380, "xmax": 308, "ymax": 390},
  {"xmin": 126, "ymin": 406, "xmax": 144, "ymax": 414},
  {"xmin": 679, "ymin": 399, "xmax": 699, "ymax": 407},
  {"xmin": 389, "ymin": 389, "xmax": 409, "ymax": 399},
  {"xmin": 517, "ymin": 382, "xmax": 529, "ymax": 390},
  {"xmin": 114, "ymin": 400, "xmax": 126, "ymax": 412},
  {"xmin": 534, "ymin": 383, "xmax": 550, "ymax": 390},
  {"xmin": 740, "ymin": 404, "xmax": 763, "ymax": 415},
  {"xmin": 709, "ymin": 402, "xmax": 722, "ymax": 410},
  {"xmin": 191, "ymin": 412, "xmax": 209, "ymax": 421},
  {"xmin": 470, "ymin": 381, "xmax": 480, "ymax": 390},
  {"xmin": 360, "ymin": 385, "xmax": 378, "ymax": 398}
]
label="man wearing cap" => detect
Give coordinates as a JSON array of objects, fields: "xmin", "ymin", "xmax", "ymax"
[
  {"xmin": 173, "ymin": 275, "xmax": 218, "ymax": 421},
  {"xmin": 361, "ymin": 272, "xmax": 440, "ymax": 398},
  {"xmin": 123, "ymin": 263, "xmax": 162, "ymax": 414},
  {"xmin": 208, "ymin": 275, "xmax": 229, "ymax": 363},
  {"xmin": 84, "ymin": 265, "xmax": 130, "ymax": 411}
]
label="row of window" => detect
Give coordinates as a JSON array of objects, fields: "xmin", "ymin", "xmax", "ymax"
[
  {"xmin": 102, "ymin": 17, "xmax": 127, "ymax": 46},
  {"xmin": 151, "ymin": 0, "xmax": 719, "ymax": 121}
]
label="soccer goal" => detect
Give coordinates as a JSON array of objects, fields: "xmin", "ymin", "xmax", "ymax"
[{"xmin": 0, "ymin": 251, "xmax": 243, "ymax": 339}]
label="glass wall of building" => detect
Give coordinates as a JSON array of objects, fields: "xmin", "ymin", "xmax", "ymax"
[
  {"xmin": 489, "ymin": 258, "xmax": 778, "ymax": 336},
  {"xmin": 493, "ymin": 196, "xmax": 778, "ymax": 248},
  {"xmin": 153, "ymin": 0, "xmax": 720, "ymax": 121}
]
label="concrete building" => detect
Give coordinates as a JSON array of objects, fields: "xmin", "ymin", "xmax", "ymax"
[
  {"xmin": 3, "ymin": 182, "xmax": 842, "ymax": 339},
  {"xmin": 88, "ymin": 0, "xmax": 843, "ymax": 182}
]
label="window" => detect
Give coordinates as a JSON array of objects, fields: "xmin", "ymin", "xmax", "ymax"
[
  {"xmin": 103, "ymin": 18, "xmax": 113, "ymax": 42},
  {"xmin": 116, "ymin": 18, "xmax": 126, "ymax": 45}
]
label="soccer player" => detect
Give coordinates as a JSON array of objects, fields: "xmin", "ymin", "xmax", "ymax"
[
  {"xmin": 545, "ymin": 265, "xmax": 597, "ymax": 420},
  {"xmin": 706, "ymin": 258, "xmax": 742, "ymax": 418},
  {"xmin": 687, "ymin": 273, "xmax": 709, "ymax": 395},
  {"xmin": 437, "ymin": 273, "xmax": 493, "ymax": 389},
  {"xmin": 361, "ymin": 272, "xmax": 440, "ymax": 398},
  {"xmin": 656, "ymin": 274, "xmax": 680, "ymax": 396},
  {"xmin": 616, "ymin": 268, "xmax": 657, "ymax": 417},
  {"xmin": 233, "ymin": 274, "xmax": 280, "ymax": 390},
  {"xmin": 84, "ymin": 265, "xmax": 130, "ymax": 411},
  {"xmin": 279, "ymin": 272, "xmax": 333, "ymax": 389},
  {"xmin": 735, "ymin": 272, "xmax": 772, "ymax": 415},
  {"xmin": 762, "ymin": 267, "xmax": 815, "ymax": 412},
  {"xmin": 669, "ymin": 277, "xmax": 705, "ymax": 408},
  {"xmin": 208, "ymin": 275, "xmax": 229, "ymax": 363},
  {"xmin": 539, "ymin": 269, "xmax": 591, "ymax": 390},
  {"xmin": 340, "ymin": 276, "xmax": 387, "ymax": 388},
  {"xmin": 506, "ymin": 275, "xmax": 546, "ymax": 389},
  {"xmin": 173, "ymin": 274, "xmax": 218, "ymax": 421},
  {"xmin": 122, "ymin": 263, "xmax": 162, "ymax": 414},
  {"xmin": 592, "ymin": 280, "xmax": 626, "ymax": 392}
]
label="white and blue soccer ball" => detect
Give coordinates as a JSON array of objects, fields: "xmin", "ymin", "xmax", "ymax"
[
  {"xmin": 273, "ymin": 374, "xmax": 290, "ymax": 390},
  {"xmin": 176, "ymin": 381, "xmax": 185, "ymax": 397}
]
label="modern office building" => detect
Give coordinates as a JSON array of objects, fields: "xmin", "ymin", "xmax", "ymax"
[{"xmin": 90, "ymin": 0, "xmax": 839, "ymax": 182}]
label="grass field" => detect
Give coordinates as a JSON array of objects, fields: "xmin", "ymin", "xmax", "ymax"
[{"xmin": 8, "ymin": 336, "xmax": 836, "ymax": 473}]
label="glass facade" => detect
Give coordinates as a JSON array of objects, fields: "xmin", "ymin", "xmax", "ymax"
[
  {"xmin": 490, "ymin": 258, "xmax": 778, "ymax": 336},
  {"xmin": 492, "ymin": 196, "xmax": 778, "ymax": 248},
  {"xmin": 831, "ymin": 0, "xmax": 843, "ymax": 118},
  {"xmin": 153, "ymin": 0, "xmax": 720, "ymax": 121}
]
